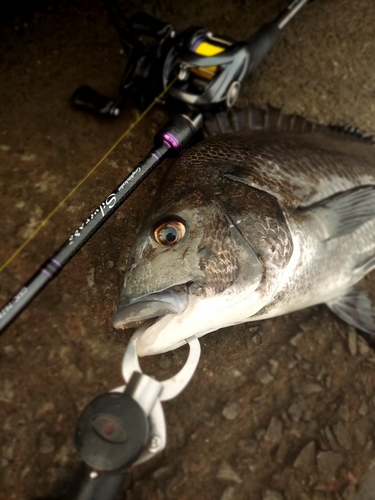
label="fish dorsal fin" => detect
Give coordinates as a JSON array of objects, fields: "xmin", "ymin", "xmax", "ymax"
[
  {"xmin": 328, "ymin": 124, "xmax": 375, "ymax": 145},
  {"xmin": 327, "ymin": 285, "xmax": 375, "ymax": 335},
  {"xmin": 203, "ymin": 104, "xmax": 375, "ymax": 146},
  {"xmin": 305, "ymin": 185, "xmax": 375, "ymax": 241}
]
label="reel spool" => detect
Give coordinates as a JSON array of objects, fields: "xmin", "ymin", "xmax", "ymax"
[{"xmin": 167, "ymin": 29, "xmax": 249, "ymax": 111}]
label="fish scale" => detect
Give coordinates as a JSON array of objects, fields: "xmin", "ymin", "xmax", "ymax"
[{"xmin": 173, "ymin": 132, "xmax": 375, "ymax": 207}]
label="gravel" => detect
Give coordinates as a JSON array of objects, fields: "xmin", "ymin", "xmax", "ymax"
[
  {"xmin": 264, "ymin": 417, "xmax": 283, "ymax": 443},
  {"xmin": 317, "ymin": 451, "xmax": 344, "ymax": 482},
  {"xmin": 222, "ymin": 402, "xmax": 241, "ymax": 420},
  {"xmin": 293, "ymin": 441, "xmax": 316, "ymax": 468},
  {"xmin": 216, "ymin": 462, "xmax": 242, "ymax": 484}
]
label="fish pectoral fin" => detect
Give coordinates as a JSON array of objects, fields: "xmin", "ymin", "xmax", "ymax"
[
  {"xmin": 307, "ymin": 185, "xmax": 375, "ymax": 241},
  {"xmin": 327, "ymin": 285, "xmax": 375, "ymax": 334}
]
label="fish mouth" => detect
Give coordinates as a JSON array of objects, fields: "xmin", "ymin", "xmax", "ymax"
[{"xmin": 112, "ymin": 284, "xmax": 189, "ymax": 330}]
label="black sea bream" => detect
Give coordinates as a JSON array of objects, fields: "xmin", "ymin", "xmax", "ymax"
[{"xmin": 113, "ymin": 105, "xmax": 375, "ymax": 356}]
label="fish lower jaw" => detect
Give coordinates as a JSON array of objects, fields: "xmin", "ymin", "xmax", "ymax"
[{"xmin": 135, "ymin": 290, "xmax": 267, "ymax": 357}]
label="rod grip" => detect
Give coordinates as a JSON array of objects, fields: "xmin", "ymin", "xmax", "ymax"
[{"xmin": 247, "ymin": 22, "xmax": 281, "ymax": 75}]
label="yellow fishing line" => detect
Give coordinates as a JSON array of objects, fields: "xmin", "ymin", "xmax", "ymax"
[{"xmin": 0, "ymin": 76, "xmax": 179, "ymax": 274}]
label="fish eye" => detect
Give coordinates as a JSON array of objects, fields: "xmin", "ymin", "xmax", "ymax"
[{"xmin": 153, "ymin": 220, "xmax": 186, "ymax": 246}]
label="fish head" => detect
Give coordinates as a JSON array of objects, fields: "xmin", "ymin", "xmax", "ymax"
[{"xmin": 113, "ymin": 188, "xmax": 265, "ymax": 356}]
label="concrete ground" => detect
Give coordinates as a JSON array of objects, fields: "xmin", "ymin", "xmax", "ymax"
[{"xmin": 1, "ymin": 0, "xmax": 375, "ymax": 499}]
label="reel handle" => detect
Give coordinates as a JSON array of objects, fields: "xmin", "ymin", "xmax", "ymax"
[{"xmin": 71, "ymin": 86, "xmax": 119, "ymax": 117}]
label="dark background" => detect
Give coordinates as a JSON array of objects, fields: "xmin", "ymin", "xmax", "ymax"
[{"xmin": 1, "ymin": 1, "xmax": 375, "ymax": 499}]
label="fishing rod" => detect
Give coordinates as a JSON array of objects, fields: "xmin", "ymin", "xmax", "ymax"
[
  {"xmin": 2, "ymin": 2, "xmax": 314, "ymax": 500},
  {"xmin": 0, "ymin": 0, "xmax": 311, "ymax": 335},
  {"xmin": 49, "ymin": 2, "xmax": 313, "ymax": 500}
]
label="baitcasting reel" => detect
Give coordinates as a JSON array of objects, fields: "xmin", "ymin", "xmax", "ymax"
[
  {"xmin": 72, "ymin": 4, "xmax": 307, "ymax": 116},
  {"xmin": 72, "ymin": 11, "xmax": 253, "ymax": 115}
]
